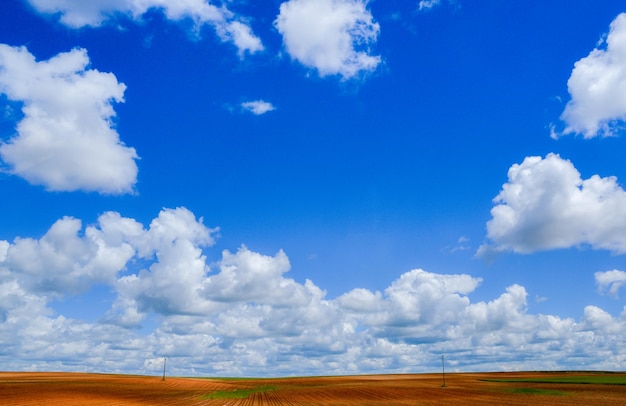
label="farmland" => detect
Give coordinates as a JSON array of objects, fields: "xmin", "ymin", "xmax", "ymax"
[{"xmin": 1, "ymin": 371, "xmax": 625, "ymax": 405}]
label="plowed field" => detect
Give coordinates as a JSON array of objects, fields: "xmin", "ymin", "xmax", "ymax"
[{"xmin": 1, "ymin": 371, "xmax": 625, "ymax": 405}]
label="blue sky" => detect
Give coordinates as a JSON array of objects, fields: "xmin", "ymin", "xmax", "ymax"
[{"xmin": 1, "ymin": 0, "xmax": 626, "ymax": 376}]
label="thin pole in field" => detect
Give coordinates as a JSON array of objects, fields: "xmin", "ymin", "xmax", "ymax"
[
  {"xmin": 441, "ymin": 355, "xmax": 446, "ymax": 387},
  {"xmin": 162, "ymin": 357, "xmax": 167, "ymax": 381}
]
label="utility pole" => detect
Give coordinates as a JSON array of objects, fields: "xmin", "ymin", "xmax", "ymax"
[
  {"xmin": 162, "ymin": 357, "xmax": 167, "ymax": 381},
  {"xmin": 441, "ymin": 354, "xmax": 446, "ymax": 387}
]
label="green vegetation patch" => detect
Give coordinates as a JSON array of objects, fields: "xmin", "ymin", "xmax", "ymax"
[
  {"xmin": 202, "ymin": 385, "xmax": 277, "ymax": 400},
  {"xmin": 481, "ymin": 375, "xmax": 626, "ymax": 385},
  {"xmin": 505, "ymin": 387, "xmax": 569, "ymax": 396}
]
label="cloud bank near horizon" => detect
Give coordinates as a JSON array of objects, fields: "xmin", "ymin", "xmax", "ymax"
[{"xmin": 1, "ymin": 207, "xmax": 625, "ymax": 376}]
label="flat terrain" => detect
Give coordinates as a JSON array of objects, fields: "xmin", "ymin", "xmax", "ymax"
[{"xmin": 1, "ymin": 371, "xmax": 625, "ymax": 405}]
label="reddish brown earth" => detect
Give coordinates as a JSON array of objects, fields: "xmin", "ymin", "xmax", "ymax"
[{"xmin": 1, "ymin": 371, "xmax": 625, "ymax": 405}]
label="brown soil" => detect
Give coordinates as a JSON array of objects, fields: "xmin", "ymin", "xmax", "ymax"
[{"xmin": 0, "ymin": 371, "xmax": 624, "ymax": 405}]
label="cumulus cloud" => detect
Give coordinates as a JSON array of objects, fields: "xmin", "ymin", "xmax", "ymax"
[
  {"xmin": 338, "ymin": 270, "xmax": 480, "ymax": 336},
  {"xmin": 1, "ymin": 207, "xmax": 215, "ymax": 300},
  {"xmin": 0, "ymin": 45, "xmax": 138, "ymax": 194},
  {"xmin": 4, "ymin": 217, "xmax": 134, "ymax": 296},
  {"xmin": 105, "ymin": 207, "xmax": 219, "ymax": 324},
  {"xmin": 596, "ymin": 270, "xmax": 626, "ymax": 298},
  {"xmin": 241, "ymin": 100, "xmax": 276, "ymax": 115},
  {"xmin": 2, "ymin": 207, "xmax": 626, "ymax": 375},
  {"xmin": 275, "ymin": 0, "xmax": 381, "ymax": 80},
  {"xmin": 25, "ymin": 0, "xmax": 263, "ymax": 56},
  {"xmin": 580, "ymin": 305, "xmax": 625, "ymax": 334},
  {"xmin": 478, "ymin": 153, "xmax": 626, "ymax": 256},
  {"xmin": 557, "ymin": 13, "xmax": 626, "ymax": 138}
]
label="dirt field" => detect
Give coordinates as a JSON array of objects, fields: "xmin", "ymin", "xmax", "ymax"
[{"xmin": 1, "ymin": 371, "xmax": 625, "ymax": 405}]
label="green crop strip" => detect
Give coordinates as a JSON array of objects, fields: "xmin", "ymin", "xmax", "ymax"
[
  {"xmin": 480, "ymin": 375, "xmax": 626, "ymax": 385},
  {"xmin": 504, "ymin": 388, "xmax": 569, "ymax": 396},
  {"xmin": 202, "ymin": 385, "xmax": 277, "ymax": 399}
]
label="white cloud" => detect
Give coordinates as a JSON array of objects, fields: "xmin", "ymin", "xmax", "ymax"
[
  {"xmin": 218, "ymin": 21, "xmax": 264, "ymax": 57},
  {"xmin": 418, "ymin": 0, "xmax": 441, "ymax": 11},
  {"xmin": 417, "ymin": 0, "xmax": 459, "ymax": 13},
  {"xmin": 132, "ymin": 206, "xmax": 217, "ymax": 257},
  {"xmin": 26, "ymin": 0, "xmax": 133, "ymax": 27},
  {"xmin": 2, "ymin": 207, "xmax": 626, "ymax": 375},
  {"xmin": 1, "ymin": 207, "xmax": 215, "ymax": 300},
  {"xmin": 339, "ymin": 269, "xmax": 482, "ymax": 341},
  {"xmin": 106, "ymin": 207, "xmax": 219, "ymax": 323},
  {"xmin": 557, "ymin": 13, "xmax": 626, "ymax": 138},
  {"xmin": 580, "ymin": 305, "xmax": 625, "ymax": 334},
  {"xmin": 478, "ymin": 153, "xmax": 626, "ymax": 256},
  {"xmin": 25, "ymin": 0, "xmax": 263, "ymax": 56},
  {"xmin": 208, "ymin": 247, "xmax": 291, "ymax": 303},
  {"xmin": 112, "ymin": 237, "xmax": 214, "ymax": 319},
  {"xmin": 4, "ymin": 216, "xmax": 135, "ymax": 296},
  {"xmin": 596, "ymin": 269, "xmax": 626, "ymax": 298},
  {"xmin": 0, "ymin": 45, "xmax": 138, "ymax": 194},
  {"xmin": 275, "ymin": 0, "xmax": 381, "ymax": 80},
  {"xmin": 0, "ymin": 240, "xmax": 8, "ymax": 262},
  {"xmin": 241, "ymin": 100, "xmax": 276, "ymax": 115}
]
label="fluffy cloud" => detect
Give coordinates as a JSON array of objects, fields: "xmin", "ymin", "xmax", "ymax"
[
  {"xmin": 105, "ymin": 207, "xmax": 219, "ymax": 324},
  {"xmin": 25, "ymin": 0, "xmax": 263, "ymax": 56},
  {"xmin": 478, "ymin": 153, "xmax": 626, "ymax": 255},
  {"xmin": 2, "ymin": 207, "xmax": 626, "ymax": 375},
  {"xmin": 596, "ymin": 270, "xmax": 626, "ymax": 298},
  {"xmin": 241, "ymin": 100, "xmax": 276, "ymax": 115},
  {"xmin": 0, "ymin": 45, "xmax": 138, "ymax": 194},
  {"xmin": 275, "ymin": 0, "xmax": 381, "ymax": 79},
  {"xmin": 1, "ymin": 207, "xmax": 214, "ymax": 299},
  {"xmin": 4, "ymin": 217, "xmax": 134, "ymax": 296},
  {"xmin": 557, "ymin": 13, "xmax": 626, "ymax": 138},
  {"xmin": 339, "ymin": 270, "xmax": 481, "ymax": 339}
]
